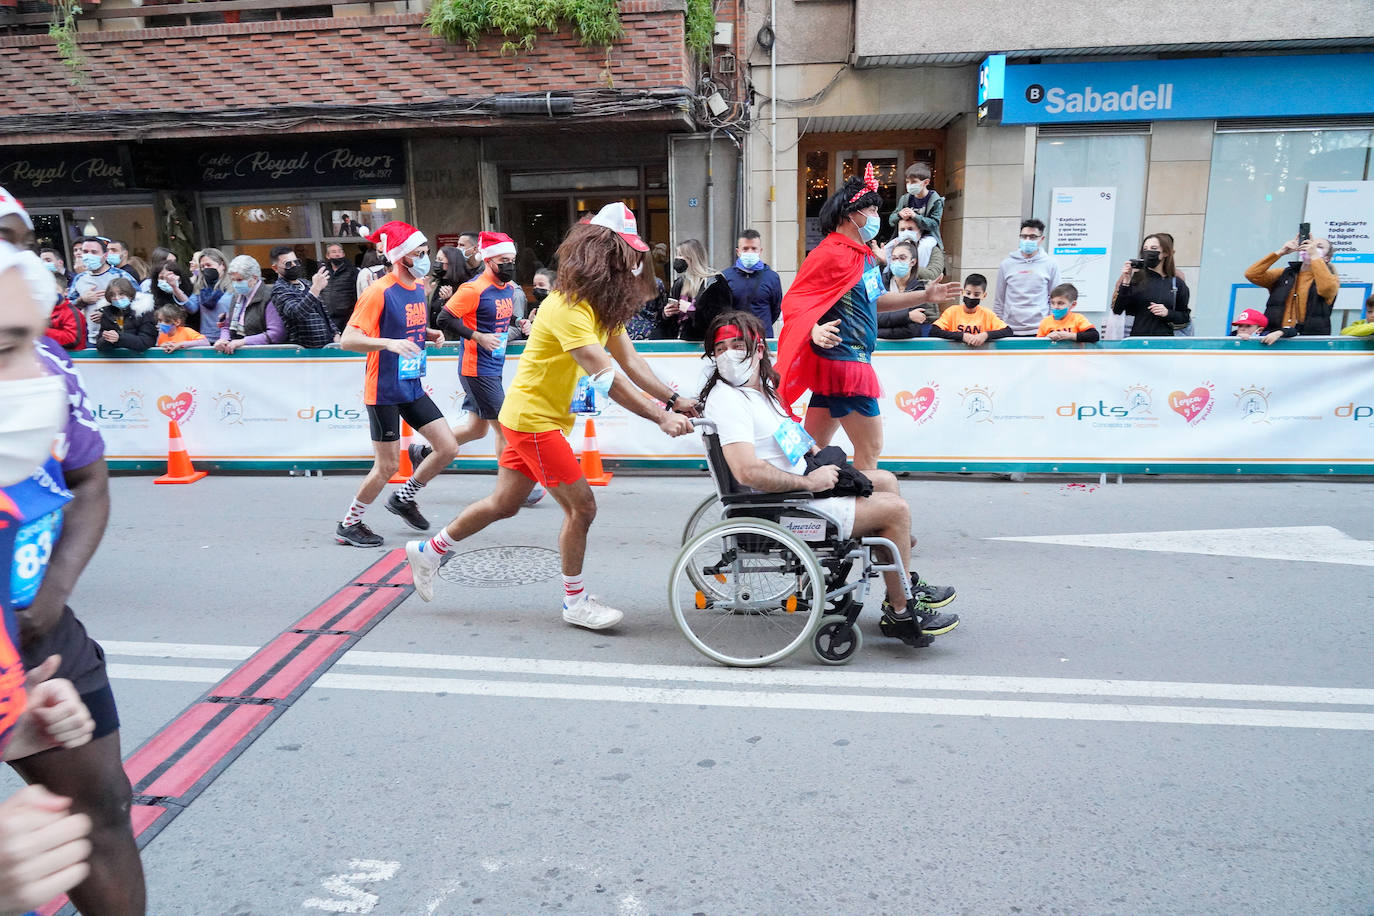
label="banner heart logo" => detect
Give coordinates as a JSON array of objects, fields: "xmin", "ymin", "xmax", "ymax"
[
  {"xmin": 157, "ymin": 392, "xmax": 194, "ymax": 423},
  {"xmin": 1168, "ymin": 387, "xmax": 1211, "ymax": 424},
  {"xmin": 895, "ymin": 387, "xmax": 937, "ymax": 423}
]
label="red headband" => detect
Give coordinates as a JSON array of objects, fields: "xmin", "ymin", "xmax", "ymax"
[
  {"xmin": 713, "ymin": 324, "xmax": 744, "ymax": 345},
  {"xmin": 848, "ymin": 161, "xmax": 879, "ymax": 204}
]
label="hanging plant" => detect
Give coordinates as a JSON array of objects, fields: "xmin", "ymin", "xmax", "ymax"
[
  {"xmin": 425, "ymin": 0, "xmax": 624, "ymax": 54},
  {"xmin": 684, "ymin": 0, "xmax": 714, "ymax": 61},
  {"xmin": 48, "ymin": 0, "xmax": 88, "ymax": 86}
]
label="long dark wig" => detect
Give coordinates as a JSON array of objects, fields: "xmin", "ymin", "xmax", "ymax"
[
  {"xmin": 817, "ymin": 173, "xmax": 883, "ymax": 236},
  {"xmin": 554, "ymin": 223, "xmax": 655, "ymax": 330},
  {"xmin": 699, "ymin": 310, "xmax": 786, "ymax": 413}
]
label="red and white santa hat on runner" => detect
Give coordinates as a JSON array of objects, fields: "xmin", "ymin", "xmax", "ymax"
[
  {"xmin": 362, "ymin": 220, "xmax": 426, "ymax": 262},
  {"xmin": 0, "ymin": 186, "xmax": 33, "ymax": 230},
  {"xmin": 478, "ymin": 231, "xmax": 516, "ymax": 260}
]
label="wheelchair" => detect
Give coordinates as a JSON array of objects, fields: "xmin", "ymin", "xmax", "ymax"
[{"xmin": 668, "ymin": 420, "xmax": 920, "ymax": 667}]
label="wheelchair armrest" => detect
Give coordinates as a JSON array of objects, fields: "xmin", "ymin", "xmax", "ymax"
[{"xmin": 720, "ymin": 490, "xmax": 814, "ymax": 506}]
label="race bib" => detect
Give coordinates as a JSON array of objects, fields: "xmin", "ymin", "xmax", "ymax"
[
  {"xmin": 861, "ymin": 264, "xmax": 884, "ymax": 302},
  {"xmin": 491, "ymin": 331, "xmax": 510, "ymax": 362},
  {"xmin": 773, "ymin": 419, "xmax": 815, "ymax": 466},
  {"xmin": 398, "ymin": 348, "xmax": 427, "ymax": 380},
  {"xmin": 570, "ymin": 368, "xmax": 616, "ymax": 416},
  {"xmin": 11, "ymin": 509, "xmax": 62, "ymax": 610}
]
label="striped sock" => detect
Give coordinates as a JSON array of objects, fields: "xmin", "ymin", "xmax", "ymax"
[
  {"xmin": 395, "ymin": 477, "xmax": 425, "ymax": 503},
  {"xmin": 426, "ymin": 528, "xmax": 455, "ymax": 556},
  {"xmin": 563, "ymin": 574, "xmax": 585, "ymax": 604},
  {"xmin": 343, "ymin": 499, "xmax": 368, "ymax": 526}
]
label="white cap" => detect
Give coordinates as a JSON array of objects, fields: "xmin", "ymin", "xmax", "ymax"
[{"xmin": 589, "ymin": 203, "xmax": 649, "ymax": 252}]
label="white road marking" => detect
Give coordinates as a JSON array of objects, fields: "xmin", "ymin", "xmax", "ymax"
[
  {"xmin": 302, "ymin": 859, "xmax": 399, "ymax": 914},
  {"xmin": 989, "ymin": 525, "xmax": 1374, "ymax": 567},
  {"xmin": 102, "ymin": 646, "xmax": 1374, "ymax": 706}
]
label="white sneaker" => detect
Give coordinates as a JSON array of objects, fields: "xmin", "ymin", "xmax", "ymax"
[
  {"xmin": 561, "ymin": 594, "xmax": 623, "ymax": 630},
  {"xmin": 406, "ymin": 539, "xmax": 441, "ymax": 602},
  {"xmin": 524, "ymin": 484, "xmax": 546, "ymax": 507}
]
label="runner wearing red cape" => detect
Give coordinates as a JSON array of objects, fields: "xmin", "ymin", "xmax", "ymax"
[
  {"xmin": 776, "ymin": 163, "xmax": 963, "ymax": 613},
  {"xmin": 776, "ymin": 163, "xmax": 961, "ymax": 469}
]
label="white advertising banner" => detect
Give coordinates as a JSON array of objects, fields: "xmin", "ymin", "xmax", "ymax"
[
  {"xmin": 1305, "ymin": 181, "xmax": 1374, "ymax": 288},
  {"xmin": 1048, "ymin": 187, "xmax": 1117, "ymax": 314},
  {"xmin": 73, "ymin": 345, "xmax": 1374, "ymax": 473}
]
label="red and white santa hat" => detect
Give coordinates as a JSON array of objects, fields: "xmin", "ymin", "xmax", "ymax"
[
  {"xmin": 478, "ymin": 231, "xmax": 516, "ymax": 260},
  {"xmin": 0, "ymin": 186, "xmax": 33, "ymax": 230},
  {"xmin": 361, "ymin": 220, "xmax": 426, "ymax": 262}
]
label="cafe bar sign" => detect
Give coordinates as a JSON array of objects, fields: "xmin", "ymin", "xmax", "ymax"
[
  {"xmin": 0, "ymin": 146, "xmax": 129, "ymax": 195},
  {"xmin": 183, "ymin": 140, "xmax": 404, "ymax": 191}
]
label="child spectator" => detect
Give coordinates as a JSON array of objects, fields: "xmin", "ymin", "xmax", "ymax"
[
  {"xmin": 876, "ymin": 240, "xmax": 933, "ymax": 339},
  {"xmin": 887, "ymin": 163, "xmax": 944, "ymax": 247},
  {"xmin": 43, "ymin": 272, "xmax": 86, "ymax": 351},
  {"xmin": 156, "ymin": 303, "xmax": 210, "ymax": 352},
  {"xmin": 1037, "ymin": 283, "xmax": 1100, "ymax": 343},
  {"xmin": 94, "ymin": 278, "xmax": 156, "ymax": 352},
  {"xmin": 1229, "ymin": 307, "xmax": 1292, "ymax": 345},
  {"xmin": 930, "ymin": 274, "xmax": 1013, "ymax": 348}
]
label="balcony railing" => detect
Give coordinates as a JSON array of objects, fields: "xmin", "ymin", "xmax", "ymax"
[{"xmin": 0, "ymin": 0, "xmax": 419, "ymax": 31}]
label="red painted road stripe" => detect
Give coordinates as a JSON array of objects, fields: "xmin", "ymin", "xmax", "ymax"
[
  {"xmin": 293, "ymin": 585, "xmax": 402, "ymax": 633},
  {"xmin": 252, "ymin": 634, "xmax": 349, "ymax": 700},
  {"xmin": 209, "ymin": 632, "xmax": 353, "ymax": 700},
  {"xmin": 123, "ymin": 702, "xmax": 222, "ymax": 786},
  {"xmin": 352, "ymin": 548, "xmax": 407, "ymax": 585},
  {"xmin": 132, "ymin": 803, "xmax": 170, "ymax": 837},
  {"xmin": 143, "ymin": 704, "xmax": 273, "ymax": 798}
]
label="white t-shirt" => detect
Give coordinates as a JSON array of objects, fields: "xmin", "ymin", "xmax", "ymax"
[{"xmin": 703, "ymin": 382, "xmax": 805, "ymax": 475}]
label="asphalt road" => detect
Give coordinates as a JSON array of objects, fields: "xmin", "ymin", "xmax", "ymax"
[{"xmin": 5, "ymin": 472, "xmax": 1371, "ymax": 915}]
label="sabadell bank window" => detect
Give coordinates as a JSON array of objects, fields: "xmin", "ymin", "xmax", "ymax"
[{"xmin": 1198, "ymin": 127, "xmax": 1374, "ymax": 333}]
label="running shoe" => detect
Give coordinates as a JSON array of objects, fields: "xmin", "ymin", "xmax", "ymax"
[
  {"xmin": 910, "ymin": 570, "xmax": 956, "ymax": 608},
  {"xmin": 386, "ymin": 492, "xmax": 430, "ymax": 531},
  {"xmin": 405, "ymin": 539, "xmax": 441, "ymax": 602},
  {"xmin": 335, "ymin": 521, "xmax": 383, "ymax": 547},
  {"xmin": 879, "ymin": 599, "xmax": 959, "ymax": 638},
  {"xmin": 524, "ymin": 484, "xmax": 546, "ymax": 507},
  {"xmin": 562, "ymin": 594, "xmax": 624, "ymax": 630},
  {"xmin": 876, "ymin": 611, "xmax": 933, "ymax": 648},
  {"xmin": 408, "ymin": 443, "xmax": 433, "ymax": 468}
]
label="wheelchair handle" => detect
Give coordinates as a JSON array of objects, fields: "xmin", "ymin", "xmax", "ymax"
[{"xmin": 691, "ymin": 418, "xmax": 717, "ymax": 434}]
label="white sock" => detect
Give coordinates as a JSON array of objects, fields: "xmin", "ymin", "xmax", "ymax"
[
  {"xmin": 343, "ymin": 499, "xmax": 368, "ymax": 526},
  {"xmin": 563, "ymin": 574, "xmax": 585, "ymax": 604}
]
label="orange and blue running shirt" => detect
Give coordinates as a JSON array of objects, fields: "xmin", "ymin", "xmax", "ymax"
[
  {"xmin": 444, "ymin": 273, "xmax": 515, "ymax": 377},
  {"xmin": 348, "ymin": 274, "xmax": 429, "ymax": 405},
  {"xmin": 0, "ymin": 492, "xmax": 28, "ymax": 752}
]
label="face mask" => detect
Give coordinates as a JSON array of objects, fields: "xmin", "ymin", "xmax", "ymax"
[
  {"xmin": 201, "ymin": 267, "xmax": 220, "ymax": 287},
  {"xmin": 1140, "ymin": 249, "xmax": 1161, "ymax": 268},
  {"xmin": 329, "ymin": 257, "xmax": 347, "ymax": 269},
  {"xmin": 496, "ymin": 263, "xmax": 516, "ymax": 283},
  {"xmin": 908, "ymin": 182, "xmax": 926, "ymax": 195},
  {"xmin": 890, "ymin": 260, "xmax": 912, "ymax": 279},
  {"xmin": 898, "ymin": 230, "xmax": 920, "ymax": 243},
  {"xmin": 157, "ymin": 280, "xmax": 174, "ymax": 294},
  {"xmin": 112, "ymin": 296, "xmax": 131, "ymax": 310},
  {"xmin": 105, "ymin": 252, "xmax": 122, "ymax": 267},
  {"xmin": 281, "ymin": 264, "xmax": 302, "ymax": 282},
  {"xmin": 631, "ymin": 262, "xmax": 644, "ymax": 277},
  {"xmin": 1019, "ymin": 239, "xmax": 1039, "ymax": 256},
  {"xmin": 1050, "ymin": 307, "xmax": 1070, "ymax": 320},
  {"xmin": 714, "ymin": 349, "xmax": 755, "ymax": 387},
  {"xmin": 0, "ymin": 374, "xmax": 67, "ymax": 487},
  {"xmin": 407, "ymin": 254, "xmax": 431, "ymax": 279},
  {"xmin": 963, "ymin": 296, "xmax": 982, "ymax": 309},
  {"xmin": 44, "ymin": 261, "xmax": 60, "ymax": 273},
  {"xmin": 232, "ymin": 280, "xmax": 252, "ymax": 297},
  {"xmin": 738, "ymin": 252, "xmax": 760, "ymax": 269},
  {"xmin": 533, "ymin": 288, "xmax": 550, "ymax": 303},
  {"xmin": 431, "ymin": 261, "xmax": 446, "ymax": 278},
  {"xmin": 157, "ymin": 322, "xmax": 174, "ymax": 335},
  {"xmin": 672, "ymin": 257, "xmax": 688, "ymax": 274},
  {"xmin": 852, "ymin": 213, "xmax": 880, "ymax": 243},
  {"xmin": 81, "ymin": 253, "xmax": 103, "ymax": 271}
]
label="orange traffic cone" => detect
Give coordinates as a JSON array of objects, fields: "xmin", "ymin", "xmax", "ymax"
[
  {"xmin": 580, "ymin": 418, "xmax": 613, "ymax": 486},
  {"xmin": 390, "ymin": 421, "xmax": 414, "ymax": 483},
  {"xmin": 154, "ymin": 420, "xmax": 207, "ymax": 485}
]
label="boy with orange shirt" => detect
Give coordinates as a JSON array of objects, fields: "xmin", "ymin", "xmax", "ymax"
[
  {"xmin": 929, "ymin": 274, "xmax": 1013, "ymax": 347},
  {"xmin": 1036, "ymin": 283, "xmax": 1100, "ymax": 343},
  {"xmin": 156, "ymin": 304, "xmax": 210, "ymax": 352}
]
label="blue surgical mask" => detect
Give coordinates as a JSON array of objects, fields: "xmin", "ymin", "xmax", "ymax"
[
  {"xmin": 890, "ymin": 260, "xmax": 912, "ymax": 279},
  {"xmin": 158, "ymin": 322, "xmax": 174, "ymax": 335},
  {"xmin": 738, "ymin": 252, "xmax": 760, "ymax": 269},
  {"xmin": 105, "ymin": 252, "xmax": 122, "ymax": 267},
  {"xmin": 1019, "ymin": 239, "xmax": 1039, "ymax": 256},
  {"xmin": 157, "ymin": 280, "xmax": 174, "ymax": 294},
  {"xmin": 232, "ymin": 279, "xmax": 252, "ymax": 297},
  {"xmin": 898, "ymin": 230, "xmax": 920, "ymax": 243},
  {"xmin": 81, "ymin": 253, "xmax": 103, "ymax": 271},
  {"xmin": 1051, "ymin": 306, "xmax": 1070, "ymax": 320},
  {"xmin": 44, "ymin": 260, "xmax": 59, "ymax": 273},
  {"xmin": 853, "ymin": 213, "xmax": 880, "ymax": 243},
  {"xmin": 112, "ymin": 296, "xmax": 131, "ymax": 310},
  {"xmin": 407, "ymin": 254, "xmax": 431, "ymax": 279}
]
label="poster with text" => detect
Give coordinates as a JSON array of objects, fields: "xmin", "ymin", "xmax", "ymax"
[
  {"xmin": 1305, "ymin": 181, "xmax": 1374, "ymax": 288},
  {"xmin": 1049, "ymin": 187, "xmax": 1117, "ymax": 313}
]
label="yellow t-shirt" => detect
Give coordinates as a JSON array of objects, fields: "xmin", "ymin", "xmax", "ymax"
[
  {"xmin": 498, "ymin": 291, "xmax": 615, "ymax": 435},
  {"xmin": 1036, "ymin": 312, "xmax": 1096, "ymax": 337}
]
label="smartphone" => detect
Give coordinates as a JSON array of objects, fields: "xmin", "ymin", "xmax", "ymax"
[{"xmin": 1298, "ymin": 222, "xmax": 1311, "ymax": 245}]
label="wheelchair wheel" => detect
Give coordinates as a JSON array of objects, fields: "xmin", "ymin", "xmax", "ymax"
[
  {"xmin": 670, "ymin": 519, "xmax": 825, "ymax": 667},
  {"xmin": 681, "ymin": 494, "xmax": 724, "ymax": 546},
  {"xmin": 811, "ymin": 614, "xmax": 862, "ymax": 666}
]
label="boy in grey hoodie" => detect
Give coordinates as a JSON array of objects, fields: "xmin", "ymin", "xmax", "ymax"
[{"xmin": 993, "ymin": 218, "xmax": 1060, "ymax": 336}]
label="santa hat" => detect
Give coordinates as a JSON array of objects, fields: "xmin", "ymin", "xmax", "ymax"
[
  {"xmin": 0, "ymin": 186, "xmax": 33, "ymax": 230},
  {"xmin": 361, "ymin": 220, "xmax": 426, "ymax": 262},
  {"xmin": 478, "ymin": 231, "xmax": 516, "ymax": 260}
]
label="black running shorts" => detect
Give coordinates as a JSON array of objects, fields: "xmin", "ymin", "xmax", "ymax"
[{"xmin": 366, "ymin": 394, "xmax": 446, "ymax": 442}]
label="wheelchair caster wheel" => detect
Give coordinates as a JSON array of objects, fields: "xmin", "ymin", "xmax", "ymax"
[{"xmin": 811, "ymin": 614, "xmax": 861, "ymax": 666}]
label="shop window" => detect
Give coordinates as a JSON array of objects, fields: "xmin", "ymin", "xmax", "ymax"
[
  {"xmin": 1199, "ymin": 128, "xmax": 1374, "ymax": 332},
  {"xmin": 319, "ymin": 198, "xmax": 407, "ymax": 240},
  {"xmin": 212, "ymin": 203, "xmax": 311, "ymax": 242},
  {"xmin": 509, "ymin": 169, "xmax": 639, "ymax": 193},
  {"xmin": 1032, "ymin": 135, "xmax": 1148, "ymax": 316}
]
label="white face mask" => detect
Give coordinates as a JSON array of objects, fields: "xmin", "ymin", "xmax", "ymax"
[
  {"xmin": 714, "ymin": 349, "xmax": 756, "ymax": 386},
  {"xmin": 631, "ymin": 262, "xmax": 644, "ymax": 277},
  {"xmin": 0, "ymin": 373, "xmax": 67, "ymax": 486}
]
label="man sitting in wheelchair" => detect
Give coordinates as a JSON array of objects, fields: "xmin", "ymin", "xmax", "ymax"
[{"xmin": 699, "ymin": 311, "xmax": 959, "ymax": 646}]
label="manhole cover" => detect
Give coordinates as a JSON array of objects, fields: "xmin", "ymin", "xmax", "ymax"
[{"xmin": 437, "ymin": 546, "xmax": 563, "ymax": 588}]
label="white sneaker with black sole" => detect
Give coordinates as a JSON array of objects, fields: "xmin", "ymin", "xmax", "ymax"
[{"xmin": 562, "ymin": 594, "xmax": 623, "ymax": 630}]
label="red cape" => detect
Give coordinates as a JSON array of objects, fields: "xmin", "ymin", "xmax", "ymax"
[{"xmin": 776, "ymin": 232, "xmax": 869, "ymax": 408}]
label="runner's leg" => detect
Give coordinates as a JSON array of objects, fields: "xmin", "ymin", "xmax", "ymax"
[
  {"xmin": 359, "ymin": 438, "xmax": 400, "ymax": 504},
  {"xmin": 411, "ymin": 416, "xmax": 457, "ymax": 483},
  {"xmin": 802, "ymin": 404, "xmax": 840, "ymax": 448},
  {"xmin": 437, "ymin": 466, "xmax": 536, "ymax": 542},
  {"xmin": 851, "ymin": 492, "xmax": 909, "ymax": 606},
  {"xmin": 452, "ymin": 415, "xmax": 490, "ymax": 448},
  {"xmin": 543, "ymin": 478, "xmax": 597, "ymax": 576},
  {"xmin": 837, "ymin": 411, "xmax": 884, "ymax": 470}
]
